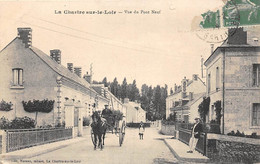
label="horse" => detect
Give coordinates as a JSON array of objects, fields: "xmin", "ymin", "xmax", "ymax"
[{"xmin": 91, "ymin": 111, "xmax": 107, "ymax": 150}]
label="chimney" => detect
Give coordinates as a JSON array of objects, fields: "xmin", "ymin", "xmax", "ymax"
[
  {"xmin": 17, "ymin": 27, "xmax": 32, "ymax": 48},
  {"xmin": 227, "ymin": 27, "xmax": 247, "ymax": 45},
  {"xmin": 67, "ymin": 63, "xmax": 73, "ymax": 72},
  {"xmin": 74, "ymin": 67, "xmax": 82, "ymax": 78},
  {"xmin": 192, "ymin": 74, "xmax": 198, "ymax": 81},
  {"xmin": 104, "ymin": 87, "xmax": 108, "ymax": 98},
  {"xmin": 50, "ymin": 49, "xmax": 61, "ymax": 64},
  {"xmin": 189, "ymin": 92, "xmax": 193, "ymax": 101},
  {"xmin": 83, "ymin": 72, "xmax": 92, "ymax": 83},
  {"xmin": 174, "ymin": 83, "xmax": 177, "ymax": 92},
  {"xmin": 101, "ymin": 87, "xmax": 104, "ymax": 97}
]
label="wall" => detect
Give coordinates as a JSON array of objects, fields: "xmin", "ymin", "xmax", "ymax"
[
  {"xmin": 224, "ymin": 48, "xmax": 260, "ymax": 134},
  {"xmin": 207, "ymin": 134, "xmax": 260, "ymax": 163},
  {"xmin": 160, "ymin": 124, "xmax": 176, "ymax": 136},
  {"xmin": 0, "ymin": 39, "xmax": 58, "ymax": 126}
]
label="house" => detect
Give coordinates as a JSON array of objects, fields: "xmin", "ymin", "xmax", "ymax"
[
  {"xmin": 166, "ymin": 74, "xmax": 206, "ymax": 123},
  {"xmin": 204, "ymin": 27, "xmax": 260, "ymax": 134},
  {"xmin": 123, "ymin": 98, "xmax": 146, "ymax": 123},
  {"xmin": 0, "ymin": 27, "xmax": 111, "ymax": 136}
]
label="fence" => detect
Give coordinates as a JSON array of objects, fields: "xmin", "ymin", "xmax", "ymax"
[
  {"xmin": 6, "ymin": 127, "xmax": 73, "ymax": 153},
  {"xmin": 178, "ymin": 127, "xmax": 207, "ymax": 155}
]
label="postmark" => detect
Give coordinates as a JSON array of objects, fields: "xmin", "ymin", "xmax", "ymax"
[{"xmin": 192, "ymin": 0, "xmax": 242, "ymax": 43}]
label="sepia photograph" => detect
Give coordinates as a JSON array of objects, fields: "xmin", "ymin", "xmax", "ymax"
[{"xmin": 0, "ymin": 0, "xmax": 260, "ymax": 163}]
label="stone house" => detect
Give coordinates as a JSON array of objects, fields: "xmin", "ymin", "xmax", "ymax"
[
  {"xmin": 123, "ymin": 98, "xmax": 146, "ymax": 123},
  {"xmin": 0, "ymin": 28, "xmax": 111, "ymax": 135},
  {"xmin": 166, "ymin": 75, "xmax": 206, "ymax": 123},
  {"xmin": 204, "ymin": 27, "xmax": 260, "ymax": 134}
]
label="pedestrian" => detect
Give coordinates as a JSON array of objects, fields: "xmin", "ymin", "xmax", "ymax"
[
  {"xmin": 139, "ymin": 121, "xmax": 145, "ymax": 140},
  {"xmin": 187, "ymin": 117, "xmax": 203, "ymax": 153}
]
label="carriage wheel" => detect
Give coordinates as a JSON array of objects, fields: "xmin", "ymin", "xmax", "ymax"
[
  {"xmin": 119, "ymin": 121, "xmax": 126, "ymax": 146},
  {"xmin": 91, "ymin": 129, "xmax": 95, "ymax": 146}
]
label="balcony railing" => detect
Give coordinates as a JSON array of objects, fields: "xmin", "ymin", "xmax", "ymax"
[{"xmin": 5, "ymin": 127, "xmax": 73, "ymax": 152}]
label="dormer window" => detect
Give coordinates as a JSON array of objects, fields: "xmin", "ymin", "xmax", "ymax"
[{"xmin": 12, "ymin": 68, "xmax": 23, "ymax": 86}]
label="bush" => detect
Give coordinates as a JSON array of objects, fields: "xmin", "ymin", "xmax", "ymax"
[
  {"xmin": 0, "ymin": 100, "xmax": 13, "ymax": 111},
  {"xmin": 83, "ymin": 117, "xmax": 91, "ymax": 126},
  {"xmin": 126, "ymin": 122, "xmax": 150, "ymax": 128},
  {"xmin": 10, "ymin": 116, "xmax": 35, "ymax": 129},
  {"xmin": 227, "ymin": 130, "xmax": 260, "ymax": 139},
  {"xmin": 111, "ymin": 110, "xmax": 123, "ymax": 121},
  {"xmin": 0, "ymin": 117, "xmax": 11, "ymax": 129}
]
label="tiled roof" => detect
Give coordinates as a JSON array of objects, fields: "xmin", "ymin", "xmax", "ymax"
[{"xmin": 24, "ymin": 40, "xmax": 106, "ymax": 98}]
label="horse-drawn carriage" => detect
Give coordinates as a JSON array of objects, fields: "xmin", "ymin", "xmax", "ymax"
[{"xmin": 90, "ymin": 111, "xmax": 126, "ymax": 150}]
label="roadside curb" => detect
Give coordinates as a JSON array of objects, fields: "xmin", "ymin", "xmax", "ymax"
[
  {"xmin": 1, "ymin": 137, "xmax": 87, "ymax": 160},
  {"xmin": 162, "ymin": 138, "xmax": 210, "ymax": 163}
]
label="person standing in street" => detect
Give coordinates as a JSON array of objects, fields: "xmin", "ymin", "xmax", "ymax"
[
  {"xmin": 187, "ymin": 117, "xmax": 203, "ymax": 153},
  {"xmin": 139, "ymin": 121, "xmax": 145, "ymax": 140}
]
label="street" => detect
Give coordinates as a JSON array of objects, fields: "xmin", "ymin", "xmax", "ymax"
[{"xmin": 24, "ymin": 127, "xmax": 178, "ymax": 164}]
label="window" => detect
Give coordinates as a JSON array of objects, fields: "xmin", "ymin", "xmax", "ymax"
[
  {"xmin": 252, "ymin": 103, "xmax": 260, "ymax": 126},
  {"xmin": 253, "ymin": 64, "xmax": 260, "ymax": 86},
  {"xmin": 12, "ymin": 68, "xmax": 23, "ymax": 86},
  {"xmin": 208, "ymin": 73, "xmax": 211, "ymax": 94},
  {"xmin": 216, "ymin": 67, "xmax": 220, "ymax": 91}
]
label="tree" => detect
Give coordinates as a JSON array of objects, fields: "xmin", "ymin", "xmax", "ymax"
[
  {"xmin": 102, "ymin": 77, "xmax": 108, "ymax": 87},
  {"xmin": 22, "ymin": 99, "xmax": 55, "ymax": 126},
  {"xmin": 153, "ymin": 85, "xmax": 162, "ymax": 119},
  {"xmin": 198, "ymin": 97, "xmax": 211, "ymax": 123},
  {"xmin": 214, "ymin": 100, "xmax": 222, "ymax": 124},
  {"xmin": 110, "ymin": 78, "xmax": 119, "ymax": 97},
  {"xmin": 129, "ymin": 80, "xmax": 139, "ymax": 101},
  {"xmin": 121, "ymin": 78, "xmax": 128, "ymax": 100}
]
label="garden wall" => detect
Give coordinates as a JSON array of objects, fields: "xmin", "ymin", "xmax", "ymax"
[
  {"xmin": 207, "ymin": 134, "xmax": 260, "ymax": 163},
  {"xmin": 160, "ymin": 124, "xmax": 176, "ymax": 136}
]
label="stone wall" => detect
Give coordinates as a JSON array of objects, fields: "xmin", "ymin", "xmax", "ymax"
[
  {"xmin": 207, "ymin": 134, "xmax": 260, "ymax": 163},
  {"xmin": 160, "ymin": 124, "xmax": 176, "ymax": 136}
]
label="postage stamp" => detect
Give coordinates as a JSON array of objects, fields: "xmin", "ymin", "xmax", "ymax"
[{"xmin": 192, "ymin": 0, "xmax": 260, "ymax": 43}]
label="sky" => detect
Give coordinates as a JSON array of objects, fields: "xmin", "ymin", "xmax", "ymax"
[{"xmin": 0, "ymin": 0, "xmax": 225, "ymax": 90}]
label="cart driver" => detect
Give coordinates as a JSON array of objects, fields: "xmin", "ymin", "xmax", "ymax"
[{"xmin": 101, "ymin": 105, "xmax": 112, "ymax": 120}]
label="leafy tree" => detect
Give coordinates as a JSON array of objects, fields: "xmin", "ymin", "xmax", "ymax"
[
  {"xmin": 129, "ymin": 80, "xmax": 139, "ymax": 101},
  {"xmin": 102, "ymin": 77, "xmax": 109, "ymax": 87},
  {"xmin": 121, "ymin": 78, "xmax": 128, "ymax": 100},
  {"xmin": 214, "ymin": 100, "xmax": 222, "ymax": 124},
  {"xmin": 198, "ymin": 97, "xmax": 211, "ymax": 123},
  {"xmin": 22, "ymin": 99, "xmax": 55, "ymax": 126}
]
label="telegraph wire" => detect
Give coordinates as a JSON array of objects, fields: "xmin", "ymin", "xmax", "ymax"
[
  {"xmin": 21, "ymin": 21, "xmax": 164, "ymax": 54},
  {"xmin": 30, "ymin": 16, "xmax": 165, "ymax": 53},
  {"xmin": 20, "ymin": 21, "xmax": 205, "ymax": 60}
]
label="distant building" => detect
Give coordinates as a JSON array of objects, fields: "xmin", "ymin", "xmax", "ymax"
[
  {"xmin": 0, "ymin": 28, "xmax": 117, "ymax": 136},
  {"xmin": 166, "ymin": 75, "xmax": 206, "ymax": 123},
  {"xmin": 204, "ymin": 27, "xmax": 260, "ymax": 134},
  {"xmin": 123, "ymin": 98, "xmax": 146, "ymax": 123}
]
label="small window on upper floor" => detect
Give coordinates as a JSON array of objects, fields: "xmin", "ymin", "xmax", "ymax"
[
  {"xmin": 253, "ymin": 64, "xmax": 260, "ymax": 87},
  {"xmin": 12, "ymin": 68, "xmax": 23, "ymax": 86}
]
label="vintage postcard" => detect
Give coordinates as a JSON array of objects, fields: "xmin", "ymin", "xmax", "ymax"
[{"xmin": 0, "ymin": 0, "xmax": 260, "ymax": 163}]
